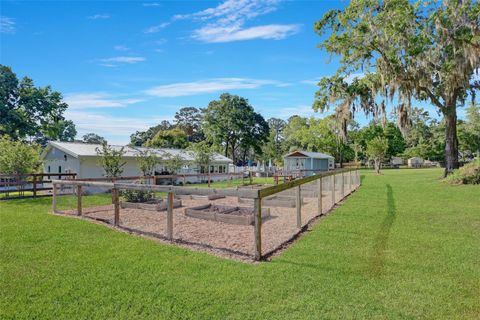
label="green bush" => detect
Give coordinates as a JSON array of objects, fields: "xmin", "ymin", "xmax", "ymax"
[
  {"xmin": 445, "ymin": 159, "xmax": 480, "ymax": 185},
  {"xmin": 121, "ymin": 188, "xmax": 154, "ymax": 203}
]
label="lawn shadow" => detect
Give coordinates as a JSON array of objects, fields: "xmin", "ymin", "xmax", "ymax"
[{"xmin": 369, "ymin": 183, "xmax": 396, "ymax": 275}]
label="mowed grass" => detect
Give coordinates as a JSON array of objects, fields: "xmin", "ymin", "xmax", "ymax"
[{"xmin": 1, "ymin": 169, "xmax": 479, "ymax": 319}]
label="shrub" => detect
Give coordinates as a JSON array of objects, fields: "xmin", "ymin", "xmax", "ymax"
[
  {"xmin": 0, "ymin": 136, "xmax": 41, "ymax": 175},
  {"xmin": 445, "ymin": 159, "xmax": 480, "ymax": 185},
  {"xmin": 121, "ymin": 188, "xmax": 154, "ymax": 203}
]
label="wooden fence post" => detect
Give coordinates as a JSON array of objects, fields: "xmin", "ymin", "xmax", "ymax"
[
  {"xmin": 76, "ymin": 185, "xmax": 82, "ymax": 216},
  {"xmin": 254, "ymin": 197, "xmax": 262, "ymax": 261},
  {"xmin": 296, "ymin": 185, "xmax": 302, "ymax": 228},
  {"xmin": 341, "ymin": 172, "xmax": 345, "ymax": 199},
  {"xmin": 331, "ymin": 174, "xmax": 336, "ymax": 205},
  {"xmin": 32, "ymin": 174, "xmax": 37, "ymax": 197},
  {"xmin": 167, "ymin": 191, "xmax": 174, "ymax": 240},
  {"xmin": 317, "ymin": 177, "xmax": 322, "ymax": 216},
  {"xmin": 349, "ymin": 170, "xmax": 352, "ymax": 192},
  {"xmin": 52, "ymin": 183, "xmax": 57, "ymax": 213},
  {"xmin": 112, "ymin": 188, "xmax": 120, "ymax": 226}
]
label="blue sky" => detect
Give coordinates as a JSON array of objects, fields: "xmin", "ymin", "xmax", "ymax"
[{"xmin": 0, "ymin": 0, "xmax": 447, "ymax": 144}]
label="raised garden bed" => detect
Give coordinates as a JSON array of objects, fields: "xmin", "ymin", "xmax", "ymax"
[
  {"xmin": 238, "ymin": 195, "xmax": 306, "ymax": 208},
  {"xmin": 121, "ymin": 198, "xmax": 182, "ymax": 211},
  {"xmin": 185, "ymin": 204, "xmax": 270, "ymax": 225},
  {"xmin": 175, "ymin": 194, "xmax": 226, "ymax": 200}
]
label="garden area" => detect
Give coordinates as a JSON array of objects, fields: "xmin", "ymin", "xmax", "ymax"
[{"xmin": 1, "ymin": 169, "xmax": 479, "ymax": 319}]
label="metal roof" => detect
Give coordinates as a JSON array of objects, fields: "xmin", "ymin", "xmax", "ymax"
[
  {"xmin": 284, "ymin": 150, "xmax": 334, "ymax": 159},
  {"xmin": 42, "ymin": 141, "xmax": 233, "ymax": 163}
]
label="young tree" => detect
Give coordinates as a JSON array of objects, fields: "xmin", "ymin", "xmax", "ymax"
[
  {"xmin": 163, "ymin": 152, "xmax": 185, "ymax": 174},
  {"xmin": 0, "ymin": 136, "xmax": 41, "ymax": 176},
  {"xmin": 82, "ymin": 133, "xmax": 106, "ymax": 144},
  {"xmin": 314, "ymin": 0, "xmax": 480, "ymax": 176},
  {"xmin": 136, "ymin": 149, "xmax": 158, "ymax": 177},
  {"xmin": 366, "ymin": 137, "xmax": 389, "ymax": 174},
  {"xmin": 263, "ymin": 118, "xmax": 287, "ymax": 166},
  {"xmin": 189, "ymin": 142, "xmax": 216, "ymax": 187},
  {"xmin": 95, "ymin": 142, "xmax": 126, "ymax": 179}
]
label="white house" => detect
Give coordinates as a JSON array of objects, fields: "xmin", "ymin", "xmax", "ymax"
[
  {"xmin": 408, "ymin": 157, "xmax": 424, "ymax": 168},
  {"xmin": 283, "ymin": 151, "xmax": 334, "ymax": 176},
  {"xmin": 391, "ymin": 156, "xmax": 404, "ymax": 166},
  {"xmin": 40, "ymin": 141, "xmax": 233, "ymax": 182}
]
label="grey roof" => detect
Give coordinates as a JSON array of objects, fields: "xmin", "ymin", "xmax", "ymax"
[
  {"xmin": 42, "ymin": 141, "xmax": 233, "ymax": 163},
  {"xmin": 284, "ymin": 150, "xmax": 334, "ymax": 159}
]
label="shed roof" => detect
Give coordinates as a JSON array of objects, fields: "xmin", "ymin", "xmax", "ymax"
[
  {"xmin": 41, "ymin": 141, "xmax": 233, "ymax": 163},
  {"xmin": 284, "ymin": 150, "xmax": 334, "ymax": 159}
]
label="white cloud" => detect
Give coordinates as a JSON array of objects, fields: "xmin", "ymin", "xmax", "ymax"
[
  {"xmin": 87, "ymin": 14, "xmax": 110, "ymax": 20},
  {"xmin": 143, "ymin": 2, "xmax": 161, "ymax": 7},
  {"xmin": 194, "ymin": 24, "xmax": 300, "ymax": 43},
  {"xmin": 301, "ymin": 73, "xmax": 366, "ymax": 86},
  {"xmin": 143, "ymin": 22, "xmax": 170, "ymax": 33},
  {"xmin": 98, "ymin": 56, "xmax": 146, "ymax": 67},
  {"xmin": 144, "ymin": 78, "xmax": 287, "ymax": 97},
  {"xmin": 175, "ymin": 0, "xmax": 300, "ymax": 43},
  {"xmin": 276, "ymin": 105, "xmax": 316, "ymax": 119},
  {"xmin": 65, "ymin": 110, "xmax": 170, "ymax": 143},
  {"xmin": 300, "ymin": 78, "xmax": 320, "ymax": 86},
  {"xmin": 65, "ymin": 93, "xmax": 143, "ymax": 109},
  {"xmin": 114, "ymin": 45, "xmax": 130, "ymax": 51},
  {"xmin": 0, "ymin": 16, "xmax": 15, "ymax": 34}
]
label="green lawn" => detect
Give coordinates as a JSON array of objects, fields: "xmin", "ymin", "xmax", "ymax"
[{"xmin": 1, "ymin": 169, "xmax": 479, "ymax": 319}]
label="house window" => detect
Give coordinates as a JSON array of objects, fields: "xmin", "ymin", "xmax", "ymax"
[
  {"xmin": 64, "ymin": 154, "xmax": 67, "ymax": 161},
  {"xmin": 210, "ymin": 165, "xmax": 214, "ymax": 173},
  {"xmin": 47, "ymin": 166, "xmax": 51, "ymax": 173},
  {"xmin": 58, "ymin": 166, "xmax": 62, "ymax": 173}
]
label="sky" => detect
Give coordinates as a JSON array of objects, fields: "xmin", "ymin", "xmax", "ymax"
[{"xmin": 0, "ymin": 0, "xmax": 448, "ymax": 144}]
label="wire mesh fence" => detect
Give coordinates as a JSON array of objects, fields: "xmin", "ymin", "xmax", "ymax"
[{"xmin": 52, "ymin": 168, "xmax": 360, "ymax": 261}]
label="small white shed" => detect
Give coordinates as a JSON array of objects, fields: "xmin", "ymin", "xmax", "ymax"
[
  {"xmin": 408, "ymin": 157, "xmax": 424, "ymax": 168},
  {"xmin": 283, "ymin": 151, "xmax": 334, "ymax": 175},
  {"xmin": 391, "ymin": 156, "xmax": 404, "ymax": 166}
]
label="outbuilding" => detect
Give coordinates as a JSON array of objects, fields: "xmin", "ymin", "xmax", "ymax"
[
  {"xmin": 283, "ymin": 150, "xmax": 334, "ymax": 176},
  {"xmin": 40, "ymin": 141, "xmax": 233, "ymax": 182},
  {"xmin": 408, "ymin": 157, "xmax": 424, "ymax": 168}
]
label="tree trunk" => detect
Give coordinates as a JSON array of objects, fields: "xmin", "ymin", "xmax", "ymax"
[{"xmin": 443, "ymin": 106, "xmax": 459, "ymax": 177}]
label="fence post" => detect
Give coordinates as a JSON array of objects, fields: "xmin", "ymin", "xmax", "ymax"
[
  {"xmin": 32, "ymin": 174, "xmax": 37, "ymax": 198},
  {"xmin": 349, "ymin": 170, "xmax": 352, "ymax": 192},
  {"xmin": 112, "ymin": 188, "xmax": 120, "ymax": 226},
  {"xmin": 341, "ymin": 172, "xmax": 345, "ymax": 199},
  {"xmin": 167, "ymin": 191, "xmax": 174, "ymax": 240},
  {"xmin": 52, "ymin": 183, "xmax": 57, "ymax": 213},
  {"xmin": 254, "ymin": 197, "xmax": 262, "ymax": 261},
  {"xmin": 296, "ymin": 185, "xmax": 302, "ymax": 228},
  {"xmin": 317, "ymin": 177, "xmax": 322, "ymax": 216},
  {"xmin": 76, "ymin": 185, "xmax": 82, "ymax": 216},
  {"xmin": 331, "ymin": 174, "xmax": 336, "ymax": 205}
]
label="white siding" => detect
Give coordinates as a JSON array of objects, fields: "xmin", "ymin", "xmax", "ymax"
[{"xmin": 43, "ymin": 147, "xmax": 80, "ymax": 175}]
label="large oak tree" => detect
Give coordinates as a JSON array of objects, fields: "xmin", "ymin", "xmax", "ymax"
[
  {"xmin": 313, "ymin": 0, "xmax": 479, "ymax": 176},
  {"xmin": 202, "ymin": 93, "xmax": 269, "ymax": 164},
  {"xmin": 0, "ymin": 65, "xmax": 75, "ymax": 144}
]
